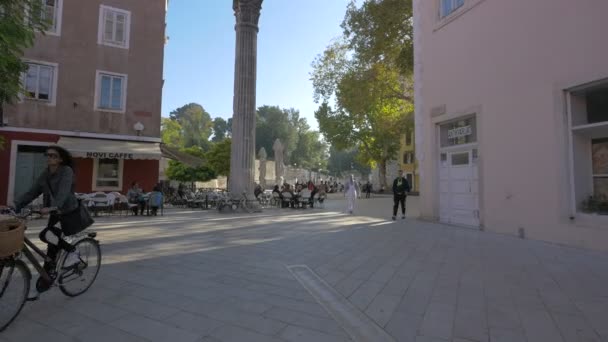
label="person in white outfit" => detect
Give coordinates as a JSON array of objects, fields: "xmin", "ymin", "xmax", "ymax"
[{"xmin": 344, "ymin": 175, "xmax": 359, "ymax": 214}]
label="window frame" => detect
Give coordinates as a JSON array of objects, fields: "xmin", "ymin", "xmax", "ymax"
[
  {"xmin": 92, "ymin": 158, "xmax": 123, "ymax": 191},
  {"xmin": 97, "ymin": 5, "xmax": 131, "ymax": 49},
  {"xmin": 591, "ymin": 138, "xmax": 608, "ymax": 199},
  {"xmin": 41, "ymin": 0, "xmax": 63, "ymax": 36},
  {"xmin": 439, "ymin": 0, "xmax": 465, "ymax": 19},
  {"xmin": 405, "ymin": 130, "xmax": 413, "ymax": 146},
  {"xmin": 21, "ymin": 59, "xmax": 58, "ymax": 106},
  {"xmin": 566, "ymin": 84, "xmax": 608, "ymax": 216},
  {"xmin": 403, "ymin": 152, "xmax": 414, "ymax": 165},
  {"xmin": 94, "ymin": 70, "xmax": 128, "ymax": 114}
]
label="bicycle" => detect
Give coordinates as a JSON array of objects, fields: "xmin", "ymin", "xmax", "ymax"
[
  {"xmin": 217, "ymin": 191, "xmax": 254, "ymax": 213},
  {"xmin": 0, "ymin": 208, "xmax": 101, "ymax": 331}
]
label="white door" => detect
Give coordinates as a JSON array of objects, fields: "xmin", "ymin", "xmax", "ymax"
[{"xmin": 439, "ymin": 149, "xmax": 479, "ymax": 226}]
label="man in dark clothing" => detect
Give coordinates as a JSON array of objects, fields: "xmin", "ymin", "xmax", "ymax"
[{"xmin": 392, "ymin": 170, "xmax": 411, "ymax": 220}]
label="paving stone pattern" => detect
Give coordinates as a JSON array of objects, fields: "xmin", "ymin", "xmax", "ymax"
[{"xmin": 3, "ymin": 195, "xmax": 608, "ymax": 341}]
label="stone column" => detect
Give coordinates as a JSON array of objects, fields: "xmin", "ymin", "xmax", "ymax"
[{"xmin": 230, "ymin": 0, "xmax": 263, "ymax": 198}]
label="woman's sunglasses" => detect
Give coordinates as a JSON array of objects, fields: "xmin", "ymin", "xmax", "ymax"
[{"xmin": 45, "ymin": 153, "xmax": 60, "ymax": 159}]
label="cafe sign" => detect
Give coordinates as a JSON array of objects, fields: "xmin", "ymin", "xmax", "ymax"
[
  {"xmin": 86, "ymin": 152, "xmax": 134, "ymax": 159},
  {"xmin": 447, "ymin": 126, "xmax": 472, "ymax": 139}
]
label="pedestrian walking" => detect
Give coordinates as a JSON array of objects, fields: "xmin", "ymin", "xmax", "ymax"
[
  {"xmin": 344, "ymin": 175, "xmax": 359, "ymax": 214},
  {"xmin": 392, "ymin": 170, "xmax": 411, "ymax": 220},
  {"xmin": 365, "ymin": 181, "xmax": 372, "ymax": 198}
]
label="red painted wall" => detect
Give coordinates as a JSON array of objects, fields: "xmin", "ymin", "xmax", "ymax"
[
  {"xmin": 122, "ymin": 159, "xmax": 159, "ymax": 194},
  {"xmin": 73, "ymin": 158, "xmax": 93, "ymax": 194},
  {"xmin": 0, "ymin": 131, "xmax": 59, "ymax": 205}
]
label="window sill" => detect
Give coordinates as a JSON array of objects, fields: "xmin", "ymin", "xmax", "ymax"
[
  {"xmin": 434, "ymin": 0, "xmax": 486, "ymax": 32},
  {"xmin": 93, "ymin": 186, "xmax": 122, "ymax": 192},
  {"xmin": 43, "ymin": 30, "xmax": 60, "ymax": 37},
  {"xmin": 572, "ymin": 212, "xmax": 608, "ymax": 228},
  {"xmin": 24, "ymin": 98, "xmax": 55, "ymax": 106},
  {"xmin": 95, "ymin": 107, "xmax": 126, "ymax": 114},
  {"xmin": 98, "ymin": 41, "xmax": 129, "ymax": 50}
]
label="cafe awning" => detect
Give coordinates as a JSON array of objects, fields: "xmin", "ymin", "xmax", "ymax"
[
  {"xmin": 57, "ymin": 137, "xmax": 162, "ymax": 160},
  {"xmin": 160, "ymin": 144, "xmax": 206, "ymax": 167}
]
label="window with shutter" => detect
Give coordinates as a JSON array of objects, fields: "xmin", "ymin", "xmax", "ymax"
[{"xmin": 98, "ymin": 5, "xmax": 130, "ymax": 48}]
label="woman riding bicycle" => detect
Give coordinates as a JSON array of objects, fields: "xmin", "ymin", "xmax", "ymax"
[{"xmin": 13, "ymin": 145, "xmax": 81, "ymax": 292}]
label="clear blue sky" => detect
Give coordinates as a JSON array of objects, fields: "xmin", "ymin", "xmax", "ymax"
[{"xmin": 162, "ymin": 0, "xmax": 352, "ymax": 130}]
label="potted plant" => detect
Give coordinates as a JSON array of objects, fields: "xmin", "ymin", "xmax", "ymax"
[{"xmin": 581, "ymin": 196, "xmax": 598, "ymax": 213}]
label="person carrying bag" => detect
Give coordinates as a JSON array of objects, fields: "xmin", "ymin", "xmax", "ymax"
[{"xmin": 14, "ymin": 146, "xmax": 93, "ymax": 293}]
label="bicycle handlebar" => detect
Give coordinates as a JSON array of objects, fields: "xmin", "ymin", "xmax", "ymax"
[{"xmin": 0, "ymin": 207, "xmax": 58, "ymax": 219}]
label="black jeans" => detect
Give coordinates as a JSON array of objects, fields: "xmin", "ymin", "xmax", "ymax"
[
  {"xmin": 393, "ymin": 194, "xmax": 407, "ymax": 217},
  {"xmin": 39, "ymin": 215, "xmax": 75, "ymax": 272},
  {"xmin": 131, "ymin": 200, "xmax": 146, "ymax": 215}
]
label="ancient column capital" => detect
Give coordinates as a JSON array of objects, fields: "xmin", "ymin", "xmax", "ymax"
[{"xmin": 233, "ymin": 0, "xmax": 263, "ymax": 31}]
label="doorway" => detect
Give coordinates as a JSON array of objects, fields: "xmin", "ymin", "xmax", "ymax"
[
  {"xmin": 13, "ymin": 145, "xmax": 47, "ymax": 202},
  {"xmin": 439, "ymin": 149, "xmax": 479, "ymax": 226}
]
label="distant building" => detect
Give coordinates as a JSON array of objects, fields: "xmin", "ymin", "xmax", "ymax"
[
  {"xmin": 414, "ymin": 0, "xmax": 608, "ymax": 250},
  {"xmin": 0, "ymin": 0, "xmax": 167, "ymax": 204},
  {"xmin": 399, "ymin": 128, "xmax": 418, "ymax": 192}
]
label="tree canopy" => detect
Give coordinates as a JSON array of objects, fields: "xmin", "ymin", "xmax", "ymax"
[
  {"xmin": 165, "ymin": 146, "xmax": 216, "ymax": 183},
  {"xmin": 212, "ymin": 117, "xmax": 232, "ymax": 142},
  {"xmin": 255, "ymin": 105, "xmax": 328, "ymax": 167},
  {"xmin": 0, "ymin": 0, "xmax": 48, "ymax": 107},
  {"xmin": 206, "ymin": 138, "xmax": 231, "ymax": 177},
  {"xmin": 161, "ymin": 103, "xmax": 328, "ymax": 184},
  {"xmin": 169, "ymin": 103, "xmax": 213, "ymax": 149},
  {"xmin": 327, "ymin": 146, "xmax": 370, "ymax": 178},
  {"xmin": 311, "ymin": 0, "xmax": 413, "ymax": 187}
]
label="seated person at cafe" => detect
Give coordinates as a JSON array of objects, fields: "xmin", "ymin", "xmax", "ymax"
[
  {"xmin": 127, "ymin": 182, "xmax": 146, "ymax": 216},
  {"xmin": 254, "ymin": 183, "xmax": 263, "ymax": 199},
  {"xmin": 281, "ymin": 183, "xmax": 296, "ymax": 208},
  {"xmin": 149, "ymin": 185, "xmax": 163, "ymax": 216}
]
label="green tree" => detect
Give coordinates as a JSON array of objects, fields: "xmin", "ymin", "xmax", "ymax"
[
  {"xmin": 327, "ymin": 146, "xmax": 370, "ymax": 178},
  {"xmin": 161, "ymin": 117, "xmax": 184, "ymax": 147},
  {"xmin": 165, "ymin": 146, "xmax": 216, "ymax": 183},
  {"xmin": 291, "ymin": 129, "xmax": 328, "ymax": 170},
  {"xmin": 0, "ymin": 0, "xmax": 48, "ymax": 123},
  {"xmin": 255, "ymin": 105, "xmax": 298, "ymax": 163},
  {"xmin": 211, "ymin": 117, "xmax": 232, "ymax": 142},
  {"xmin": 169, "ymin": 103, "xmax": 213, "ymax": 149},
  {"xmin": 311, "ymin": 0, "xmax": 413, "ymax": 188},
  {"xmin": 206, "ymin": 138, "xmax": 231, "ymax": 177}
]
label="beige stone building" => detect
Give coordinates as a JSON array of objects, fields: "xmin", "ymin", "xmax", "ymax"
[
  {"xmin": 0, "ymin": 0, "xmax": 167, "ymax": 204},
  {"xmin": 414, "ymin": 0, "xmax": 608, "ymax": 250}
]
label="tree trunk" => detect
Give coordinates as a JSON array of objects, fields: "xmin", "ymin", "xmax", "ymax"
[{"xmin": 378, "ymin": 159, "xmax": 388, "ymax": 191}]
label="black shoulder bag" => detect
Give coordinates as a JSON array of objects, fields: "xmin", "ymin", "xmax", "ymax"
[{"xmin": 46, "ymin": 178, "xmax": 94, "ymax": 236}]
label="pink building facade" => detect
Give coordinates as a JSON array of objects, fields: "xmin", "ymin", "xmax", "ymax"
[{"xmin": 414, "ymin": 0, "xmax": 608, "ymax": 250}]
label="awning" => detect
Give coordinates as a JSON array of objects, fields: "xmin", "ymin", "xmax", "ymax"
[
  {"xmin": 160, "ymin": 144, "xmax": 206, "ymax": 167},
  {"xmin": 57, "ymin": 137, "xmax": 162, "ymax": 160}
]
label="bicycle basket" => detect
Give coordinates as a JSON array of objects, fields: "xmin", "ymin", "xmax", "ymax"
[{"xmin": 0, "ymin": 216, "xmax": 25, "ymax": 258}]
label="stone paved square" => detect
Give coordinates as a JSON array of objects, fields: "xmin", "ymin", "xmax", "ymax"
[{"xmin": 2, "ymin": 195, "xmax": 608, "ymax": 341}]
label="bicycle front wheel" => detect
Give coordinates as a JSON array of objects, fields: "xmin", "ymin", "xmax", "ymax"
[
  {"xmin": 59, "ymin": 238, "xmax": 101, "ymax": 297},
  {"xmin": 0, "ymin": 259, "xmax": 31, "ymax": 332}
]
